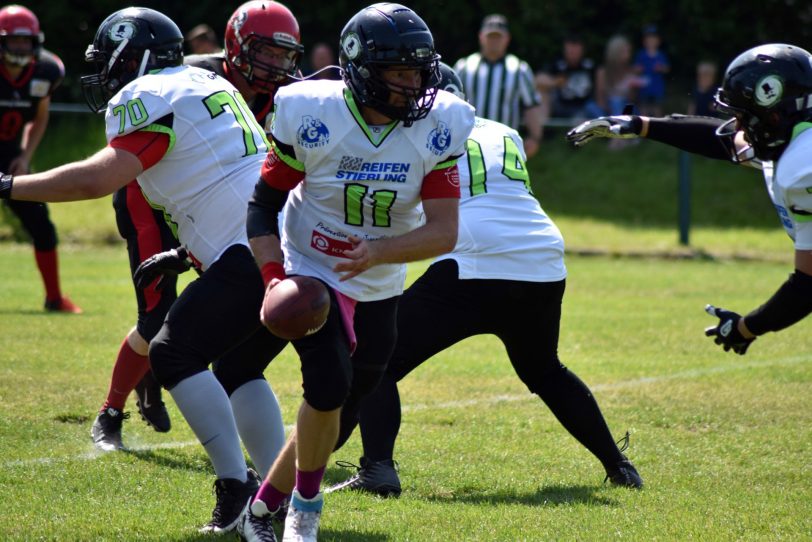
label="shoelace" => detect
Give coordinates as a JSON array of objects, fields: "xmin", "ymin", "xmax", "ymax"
[{"xmin": 246, "ymin": 508, "xmax": 277, "ymax": 538}]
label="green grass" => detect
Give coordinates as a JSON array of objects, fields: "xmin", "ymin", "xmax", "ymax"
[
  {"xmin": 0, "ymin": 114, "xmax": 808, "ymax": 539},
  {"xmin": 0, "ymin": 245, "xmax": 810, "ymax": 540}
]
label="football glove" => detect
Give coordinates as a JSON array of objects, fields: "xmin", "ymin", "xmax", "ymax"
[
  {"xmin": 0, "ymin": 173, "xmax": 12, "ymax": 199},
  {"xmin": 566, "ymin": 115, "xmax": 642, "ymax": 147},
  {"xmin": 704, "ymin": 304, "xmax": 755, "ymax": 355},
  {"xmin": 133, "ymin": 247, "xmax": 192, "ymax": 291}
]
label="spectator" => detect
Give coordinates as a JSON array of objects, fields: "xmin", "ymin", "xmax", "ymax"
[
  {"xmin": 536, "ymin": 33, "xmax": 604, "ymax": 126},
  {"xmin": 595, "ymin": 34, "xmax": 645, "ymax": 149},
  {"xmin": 185, "ymin": 23, "xmax": 219, "ymax": 55},
  {"xmin": 0, "ymin": 5, "xmax": 81, "ymax": 314},
  {"xmin": 633, "ymin": 24, "xmax": 670, "ymax": 116},
  {"xmin": 454, "ymin": 14, "xmax": 542, "ymax": 158},
  {"xmin": 306, "ymin": 42, "xmax": 340, "ymax": 80},
  {"xmin": 688, "ymin": 60, "xmax": 719, "ymax": 117}
]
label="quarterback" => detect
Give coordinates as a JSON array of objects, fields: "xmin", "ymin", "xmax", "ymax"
[
  {"xmin": 238, "ymin": 4, "xmax": 475, "ymax": 542},
  {"xmin": 567, "ymin": 43, "xmax": 812, "ymax": 355}
]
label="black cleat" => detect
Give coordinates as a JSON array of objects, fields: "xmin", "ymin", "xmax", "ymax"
[
  {"xmin": 199, "ymin": 471, "xmax": 260, "ymax": 535},
  {"xmin": 605, "ymin": 458, "xmax": 644, "ymax": 489},
  {"xmin": 325, "ymin": 456, "xmax": 402, "ymax": 497},
  {"xmin": 134, "ymin": 371, "xmax": 171, "ymax": 433},
  {"xmin": 90, "ymin": 407, "xmax": 130, "ymax": 452},
  {"xmin": 604, "ymin": 431, "xmax": 643, "ymax": 489}
]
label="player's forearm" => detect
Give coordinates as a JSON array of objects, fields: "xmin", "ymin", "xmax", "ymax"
[
  {"xmin": 20, "ymin": 114, "xmax": 48, "ymax": 162},
  {"xmin": 641, "ymin": 114, "xmax": 732, "ymax": 161},
  {"xmin": 371, "ymin": 212, "xmax": 457, "ymax": 264}
]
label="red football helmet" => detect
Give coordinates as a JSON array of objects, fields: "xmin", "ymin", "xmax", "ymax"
[
  {"xmin": 0, "ymin": 5, "xmax": 43, "ymax": 66},
  {"xmin": 225, "ymin": 0, "xmax": 303, "ymax": 92}
]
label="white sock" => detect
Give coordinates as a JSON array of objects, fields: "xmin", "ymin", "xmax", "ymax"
[
  {"xmin": 169, "ymin": 371, "xmax": 246, "ymax": 481},
  {"xmin": 230, "ymin": 379, "xmax": 286, "ymax": 478}
]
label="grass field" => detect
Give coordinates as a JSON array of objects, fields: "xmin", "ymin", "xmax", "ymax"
[
  {"xmin": 0, "ymin": 114, "xmax": 810, "ymax": 540},
  {"xmin": 1, "ymin": 243, "xmax": 810, "ymax": 541}
]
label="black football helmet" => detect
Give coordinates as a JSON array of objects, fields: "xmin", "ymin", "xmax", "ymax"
[
  {"xmin": 437, "ymin": 61, "xmax": 465, "ymax": 100},
  {"xmin": 339, "ymin": 3, "xmax": 440, "ymax": 126},
  {"xmin": 81, "ymin": 7, "xmax": 183, "ymax": 112},
  {"xmin": 714, "ymin": 43, "xmax": 812, "ymax": 161}
]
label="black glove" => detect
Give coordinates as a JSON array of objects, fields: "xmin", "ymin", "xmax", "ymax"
[
  {"xmin": 566, "ymin": 115, "xmax": 642, "ymax": 147},
  {"xmin": 133, "ymin": 247, "xmax": 192, "ymax": 290},
  {"xmin": 0, "ymin": 173, "xmax": 13, "ymax": 199},
  {"xmin": 704, "ymin": 304, "xmax": 756, "ymax": 355}
]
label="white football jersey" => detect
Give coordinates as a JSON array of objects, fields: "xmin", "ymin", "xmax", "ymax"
[
  {"xmin": 767, "ymin": 127, "xmax": 812, "ymax": 250},
  {"xmin": 105, "ymin": 65, "xmax": 269, "ymax": 270},
  {"xmin": 271, "ymin": 80, "xmax": 475, "ymax": 301},
  {"xmin": 435, "ymin": 117, "xmax": 567, "ymax": 282}
]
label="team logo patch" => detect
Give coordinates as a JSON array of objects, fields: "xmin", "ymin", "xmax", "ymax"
[
  {"xmin": 341, "ymin": 32, "xmax": 361, "ymax": 60},
  {"xmin": 426, "ymin": 121, "xmax": 452, "ymax": 156},
  {"xmin": 297, "ymin": 115, "xmax": 330, "ymax": 148},
  {"xmin": 339, "ymin": 155, "xmax": 364, "ymax": 171},
  {"xmin": 29, "ymin": 78, "xmax": 51, "ymax": 98},
  {"xmin": 109, "ymin": 21, "xmax": 136, "ymax": 42},
  {"xmin": 754, "ymin": 75, "xmax": 783, "ymax": 107}
]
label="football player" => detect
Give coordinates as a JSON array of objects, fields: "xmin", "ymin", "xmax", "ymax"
[
  {"xmin": 237, "ymin": 4, "xmax": 475, "ymax": 541},
  {"xmin": 90, "ymin": 1, "xmax": 303, "ymax": 483},
  {"xmin": 327, "ymin": 63, "xmax": 642, "ymax": 499},
  {"xmin": 0, "ymin": 5, "xmax": 80, "ymax": 313},
  {"xmin": 567, "ymin": 43, "xmax": 812, "ymax": 356},
  {"xmin": 0, "ymin": 7, "xmax": 291, "ymax": 535}
]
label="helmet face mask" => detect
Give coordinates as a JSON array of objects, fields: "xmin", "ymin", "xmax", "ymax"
[
  {"xmin": 340, "ymin": 3, "xmax": 441, "ymax": 126},
  {"xmin": 714, "ymin": 43, "xmax": 812, "ymax": 161},
  {"xmin": 225, "ymin": 1, "xmax": 303, "ymax": 93},
  {"xmin": 81, "ymin": 8, "xmax": 183, "ymax": 113}
]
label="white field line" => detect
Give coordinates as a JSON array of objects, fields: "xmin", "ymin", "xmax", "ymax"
[{"xmin": 2, "ymin": 355, "xmax": 808, "ymax": 469}]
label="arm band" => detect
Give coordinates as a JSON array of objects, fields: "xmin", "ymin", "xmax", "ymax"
[
  {"xmin": 646, "ymin": 114, "xmax": 732, "ymax": 161},
  {"xmin": 260, "ymin": 261, "xmax": 286, "ymax": 285},
  {"xmin": 744, "ymin": 270, "xmax": 812, "ymax": 335},
  {"xmin": 246, "ymin": 179, "xmax": 289, "ymax": 240}
]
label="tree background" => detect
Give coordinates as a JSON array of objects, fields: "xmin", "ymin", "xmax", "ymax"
[{"xmin": 21, "ymin": 0, "xmax": 812, "ymax": 104}]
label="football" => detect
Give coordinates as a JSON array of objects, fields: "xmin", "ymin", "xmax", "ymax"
[{"xmin": 261, "ymin": 275, "xmax": 330, "ymax": 340}]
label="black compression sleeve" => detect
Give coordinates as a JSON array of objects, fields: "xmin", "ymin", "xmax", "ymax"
[
  {"xmin": 744, "ymin": 270, "xmax": 812, "ymax": 335},
  {"xmin": 646, "ymin": 114, "xmax": 733, "ymax": 161},
  {"xmin": 246, "ymin": 180, "xmax": 289, "ymax": 239}
]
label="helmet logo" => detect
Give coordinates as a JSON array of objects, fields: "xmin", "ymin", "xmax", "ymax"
[
  {"xmin": 754, "ymin": 75, "xmax": 783, "ymax": 107},
  {"xmin": 341, "ymin": 32, "xmax": 361, "ymax": 60},
  {"xmin": 109, "ymin": 21, "xmax": 136, "ymax": 43}
]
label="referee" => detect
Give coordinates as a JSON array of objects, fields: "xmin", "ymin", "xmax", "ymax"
[{"xmin": 454, "ymin": 14, "xmax": 544, "ymax": 158}]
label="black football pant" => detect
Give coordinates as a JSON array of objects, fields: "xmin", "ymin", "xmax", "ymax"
[
  {"xmin": 149, "ymin": 244, "xmax": 287, "ymax": 392},
  {"xmin": 3, "ymin": 199, "xmax": 57, "ymax": 250},
  {"xmin": 355, "ymin": 259, "xmax": 626, "ymax": 469}
]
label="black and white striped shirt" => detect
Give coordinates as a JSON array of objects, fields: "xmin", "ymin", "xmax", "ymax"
[{"xmin": 453, "ymin": 53, "xmax": 541, "ymax": 131}]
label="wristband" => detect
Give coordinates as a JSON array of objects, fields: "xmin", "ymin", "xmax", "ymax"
[
  {"xmin": 0, "ymin": 174, "xmax": 13, "ymax": 199},
  {"xmin": 261, "ymin": 261, "xmax": 286, "ymax": 286}
]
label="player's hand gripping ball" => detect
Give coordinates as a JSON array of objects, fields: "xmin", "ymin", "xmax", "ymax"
[{"xmin": 261, "ymin": 276, "xmax": 330, "ymax": 340}]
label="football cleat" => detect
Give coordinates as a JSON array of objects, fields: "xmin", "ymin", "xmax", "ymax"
[
  {"xmin": 90, "ymin": 407, "xmax": 129, "ymax": 452},
  {"xmin": 605, "ymin": 458, "xmax": 644, "ymax": 489},
  {"xmin": 134, "ymin": 371, "xmax": 171, "ymax": 433},
  {"xmin": 281, "ymin": 489, "xmax": 322, "ymax": 542},
  {"xmin": 237, "ymin": 497, "xmax": 281, "ymax": 542},
  {"xmin": 604, "ymin": 431, "xmax": 643, "ymax": 489},
  {"xmin": 44, "ymin": 296, "xmax": 83, "ymax": 314},
  {"xmin": 325, "ymin": 456, "xmax": 401, "ymax": 497},
  {"xmin": 199, "ymin": 471, "xmax": 260, "ymax": 535}
]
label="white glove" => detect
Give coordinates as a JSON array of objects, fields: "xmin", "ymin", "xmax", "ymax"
[{"xmin": 566, "ymin": 116, "xmax": 641, "ymax": 147}]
